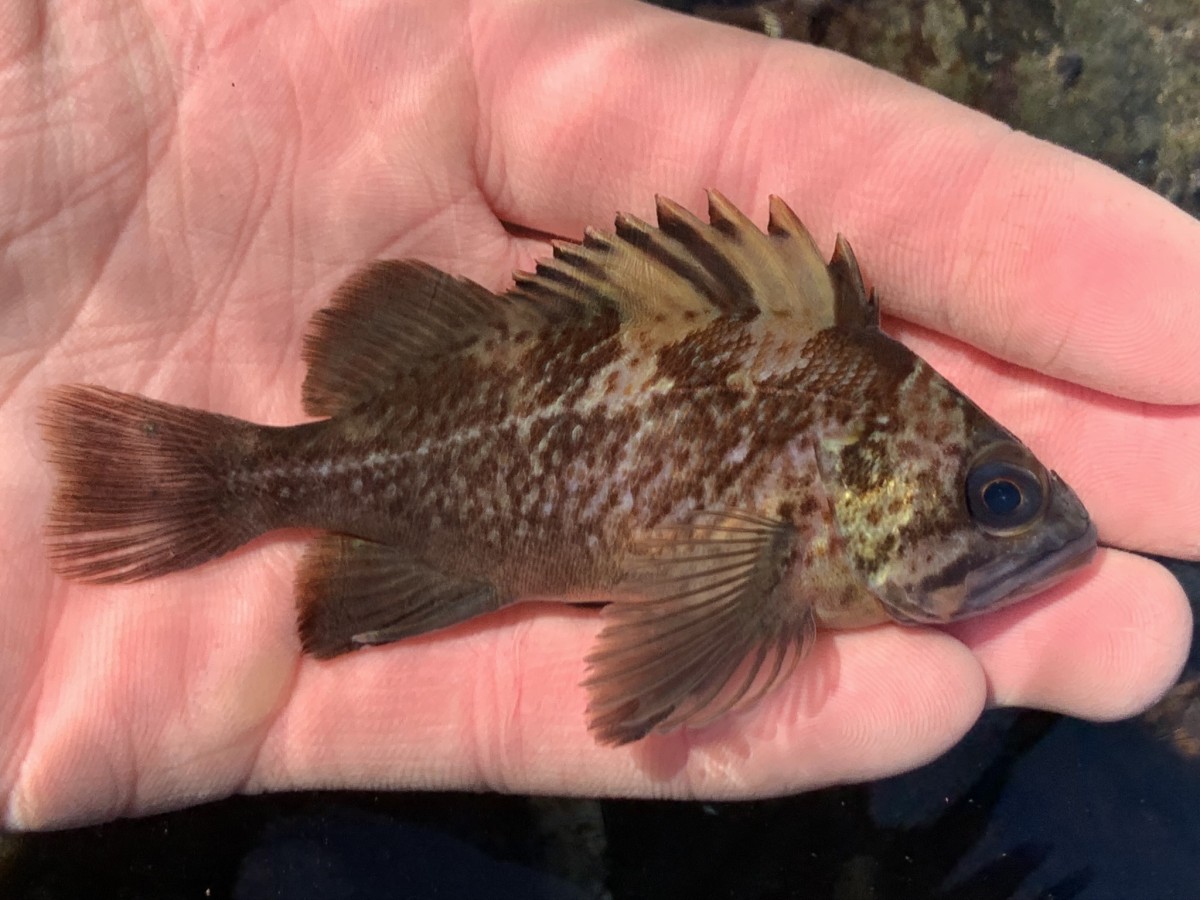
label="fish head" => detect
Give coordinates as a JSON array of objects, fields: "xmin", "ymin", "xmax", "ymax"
[{"xmin": 816, "ymin": 348, "xmax": 1098, "ymax": 625}]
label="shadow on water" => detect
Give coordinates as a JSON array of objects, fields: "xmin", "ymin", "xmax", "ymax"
[{"xmin": 603, "ymin": 710, "xmax": 1086, "ymax": 900}]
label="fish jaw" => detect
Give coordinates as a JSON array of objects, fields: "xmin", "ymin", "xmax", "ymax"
[{"xmin": 921, "ymin": 472, "xmax": 1097, "ymax": 621}]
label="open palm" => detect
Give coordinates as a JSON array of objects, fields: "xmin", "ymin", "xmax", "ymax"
[{"xmin": 2, "ymin": 0, "xmax": 1195, "ymax": 829}]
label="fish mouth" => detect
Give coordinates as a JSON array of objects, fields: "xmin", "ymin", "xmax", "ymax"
[
  {"xmin": 895, "ymin": 472, "xmax": 1099, "ymax": 624},
  {"xmin": 955, "ymin": 515, "xmax": 1098, "ymax": 618}
]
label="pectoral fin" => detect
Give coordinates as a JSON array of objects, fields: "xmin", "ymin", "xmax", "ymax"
[
  {"xmin": 296, "ymin": 535, "xmax": 503, "ymax": 658},
  {"xmin": 585, "ymin": 511, "xmax": 816, "ymax": 745}
]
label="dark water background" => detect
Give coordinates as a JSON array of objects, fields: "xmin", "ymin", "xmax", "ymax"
[{"xmin": 6, "ymin": 2, "xmax": 1200, "ymax": 897}]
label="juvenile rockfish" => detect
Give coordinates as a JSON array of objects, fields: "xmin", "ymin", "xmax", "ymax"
[{"xmin": 42, "ymin": 193, "xmax": 1097, "ymax": 744}]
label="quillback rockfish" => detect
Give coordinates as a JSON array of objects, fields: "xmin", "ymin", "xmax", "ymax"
[{"xmin": 42, "ymin": 192, "xmax": 1097, "ymax": 744}]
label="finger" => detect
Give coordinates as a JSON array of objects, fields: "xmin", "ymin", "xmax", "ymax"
[
  {"xmin": 477, "ymin": 0, "xmax": 1200, "ymax": 404},
  {"xmin": 949, "ymin": 550, "xmax": 1192, "ymax": 719},
  {"xmin": 889, "ymin": 320, "xmax": 1200, "ymax": 559},
  {"xmin": 250, "ymin": 610, "xmax": 988, "ymax": 801}
]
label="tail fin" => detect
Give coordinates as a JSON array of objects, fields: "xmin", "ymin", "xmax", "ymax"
[{"xmin": 41, "ymin": 385, "xmax": 267, "ymax": 583}]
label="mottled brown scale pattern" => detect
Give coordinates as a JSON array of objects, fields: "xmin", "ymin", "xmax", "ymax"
[
  {"xmin": 261, "ymin": 313, "xmax": 866, "ymax": 608},
  {"xmin": 652, "ymin": 319, "xmax": 757, "ymax": 388},
  {"xmin": 520, "ymin": 309, "xmax": 624, "ymax": 410}
]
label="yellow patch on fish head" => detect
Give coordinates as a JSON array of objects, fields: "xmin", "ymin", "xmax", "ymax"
[{"xmin": 816, "ymin": 359, "xmax": 1096, "ymax": 625}]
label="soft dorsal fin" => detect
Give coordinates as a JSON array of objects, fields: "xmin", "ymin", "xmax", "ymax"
[
  {"xmin": 301, "ymin": 261, "xmax": 581, "ymax": 417},
  {"xmin": 509, "ymin": 191, "xmax": 842, "ymax": 334}
]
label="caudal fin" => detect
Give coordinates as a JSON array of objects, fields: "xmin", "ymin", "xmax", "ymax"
[{"xmin": 41, "ymin": 385, "xmax": 266, "ymax": 583}]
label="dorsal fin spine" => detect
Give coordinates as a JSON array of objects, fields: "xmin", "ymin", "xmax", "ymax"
[
  {"xmin": 705, "ymin": 190, "xmax": 759, "ymax": 239},
  {"xmin": 655, "ymin": 196, "xmax": 759, "ymax": 312},
  {"xmin": 829, "ymin": 234, "xmax": 877, "ymax": 329},
  {"xmin": 613, "ymin": 213, "xmax": 727, "ymax": 307}
]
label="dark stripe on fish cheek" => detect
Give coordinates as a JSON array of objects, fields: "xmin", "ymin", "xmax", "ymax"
[{"xmin": 911, "ymin": 547, "xmax": 991, "ymax": 619}]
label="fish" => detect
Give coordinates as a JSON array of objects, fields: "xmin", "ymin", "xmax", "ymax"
[{"xmin": 40, "ymin": 192, "xmax": 1098, "ymax": 745}]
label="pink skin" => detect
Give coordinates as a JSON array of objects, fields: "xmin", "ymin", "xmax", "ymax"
[{"xmin": 0, "ymin": 0, "xmax": 1195, "ymax": 828}]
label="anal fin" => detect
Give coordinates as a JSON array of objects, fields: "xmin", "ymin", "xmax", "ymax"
[{"xmin": 296, "ymin": 535, "xmax": 502, "ymax": 658}]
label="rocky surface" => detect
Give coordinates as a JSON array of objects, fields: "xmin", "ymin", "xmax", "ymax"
[{"xmin": 687, "ymin": 0, "xmax": 1200, "ymax": 215}]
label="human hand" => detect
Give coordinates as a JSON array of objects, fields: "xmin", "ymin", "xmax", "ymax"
[{"xmin": 1, "ymin": 0, "xmax": 1193, "ymax": 829}]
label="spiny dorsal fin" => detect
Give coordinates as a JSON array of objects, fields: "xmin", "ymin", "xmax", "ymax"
[
  {"xmin": 509, "ymin": 191, "xmax": 843, "ymax": 335},
  {"xmin": 829, "ymin": 234, "xmax": 878, "ymax": 329},
  {"xmin": 301, "ymin": 261, "xmax": 582, "ymax": 417}
]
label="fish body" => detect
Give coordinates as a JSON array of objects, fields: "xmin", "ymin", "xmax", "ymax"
[{"xmin": 42, "ymin": 193, "xmax": 1096, "ymax": 744}]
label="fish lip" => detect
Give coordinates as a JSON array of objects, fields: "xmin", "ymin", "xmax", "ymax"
[{"xmin": 955, "ymin": 516, "xmax": 1099, "ymax": 618}]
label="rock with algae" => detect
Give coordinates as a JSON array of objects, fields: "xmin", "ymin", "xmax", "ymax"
[{"xmin": 685, "ymin": 0, "xmax": 1200, "ymax": 215}]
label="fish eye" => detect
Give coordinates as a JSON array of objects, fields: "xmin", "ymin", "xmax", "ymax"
[{"xmin": 965, "ymin": 445, "xmax": 1048, "ymax": 536}]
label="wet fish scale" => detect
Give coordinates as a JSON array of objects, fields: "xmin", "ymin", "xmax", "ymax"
[{"xmin": 41, "ymin": 192, "xmax": 1097, "ymax": 745}]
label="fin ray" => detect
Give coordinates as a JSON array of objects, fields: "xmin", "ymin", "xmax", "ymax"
[
  {"xmin": 584, "ymin": 509, "xmax": 815, "ymax": 745},
  {"xmin": 301, "ymin": 261, "xmax": 580, "ymax": 417},
  {"xmin": 40, "ymin": 386, "xmax": 265, "ymax": 583},
  {"xmin": 829, "ymin": 234, "xmax": 878, "ymax": 329}
]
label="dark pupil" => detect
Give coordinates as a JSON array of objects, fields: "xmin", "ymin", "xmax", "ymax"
[{"xmin": 982, "ymin": 479, "xmax": 1022, "ymax": 515}]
